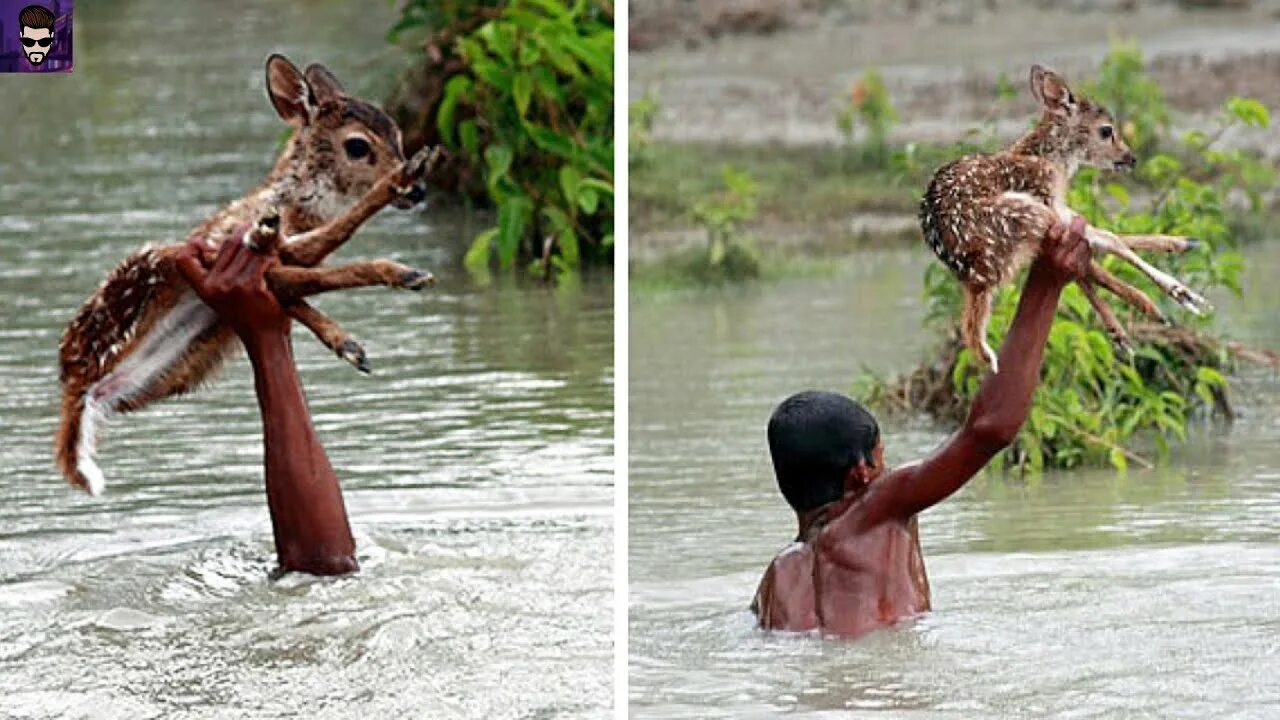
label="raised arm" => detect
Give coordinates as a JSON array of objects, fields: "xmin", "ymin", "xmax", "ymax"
[
  {"xmin": 176, "ymin": 229, "xmax": 358, "ymax": 576},
  {"xmin": 863, "ymin": 217, "xmax": 1091, "ymax": 523}
]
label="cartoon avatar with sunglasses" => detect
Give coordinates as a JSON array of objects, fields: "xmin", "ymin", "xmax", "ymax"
[{"xmin": 18, "ymin": 4, "xmax": 56, "ymax": 68}]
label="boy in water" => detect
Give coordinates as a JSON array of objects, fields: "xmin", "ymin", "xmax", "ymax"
[{"xmin": 753, "ymin": 217, "xmax": 1090, "ymax": 637}]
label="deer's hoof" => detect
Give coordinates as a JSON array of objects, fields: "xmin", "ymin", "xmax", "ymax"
[
  {"xmin": 1183, "ymin": 238, "xmax": 1201, "ymax": 252},
  {"xmin": 1112, "ymin": 335, "xmax": 1135, "ymax": 360},
  {"xmin": 401, "ymin": 269, "xmax": 436, "ymax": 291},
  {"xmin": 1171, "ymin": 286, "xmax": 1211, "ymax": 316},
  {"xmin": 338, "ymin": 339, "xmax": 371, "ymax": 374},
  {"xmin": 403, "ymin": 145, "xmax": 443, "ymax": 180}
]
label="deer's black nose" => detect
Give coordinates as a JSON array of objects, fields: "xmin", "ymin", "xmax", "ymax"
[{"xmin": 406, "ymin": 185, "xmax": 425, "ymax": 204}]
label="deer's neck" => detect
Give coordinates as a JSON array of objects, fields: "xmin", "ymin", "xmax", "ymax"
[
  {"xmin": 259, "ymin": 134, "xmax": 344, "ymax": 233},
  {"xmin": 1009, "ymin": 119, "xmax": 1077, "ymax": 182}
]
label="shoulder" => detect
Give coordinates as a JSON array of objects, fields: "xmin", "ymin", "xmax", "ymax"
[
  {"xmin": 825, "ymin": 461, "xmax": 925, "ymax": 536},
  {"xmin": 754, "ymin": 542, "xmax": 818, "ymax": 630},
  {"xmin": 772, "ymin": 541, "xmax": 812, "ymax": 574}
]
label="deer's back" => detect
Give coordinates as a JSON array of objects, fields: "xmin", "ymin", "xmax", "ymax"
[
  {"xmin": 58, "ymin": 187, "xmax": 314, "ymax": 399},
  {"xmin": 921, "ymin": 151, "xmax": 1060, "ymax": 286}
]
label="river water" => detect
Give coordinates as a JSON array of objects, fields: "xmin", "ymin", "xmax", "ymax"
[
  {"xmin": 629, "ymin": 245, "xmax": 1280, "ymax": 718},
  {"xmin": 0, "ymin": 2, "xmax": 613, "ymax": 718}
]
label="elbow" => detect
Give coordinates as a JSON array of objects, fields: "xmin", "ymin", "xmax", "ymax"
[{"xmin": 965, "ymin": 416, "xmax": 1019, "ymax": 455}]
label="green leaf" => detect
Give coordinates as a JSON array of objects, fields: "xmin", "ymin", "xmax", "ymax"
[
  {"xmin": 1104, "ymin": 182, "xmax": 1131, "ymax": 208},
  {"xmin": 1226, "ymin": 97, "xmax": 1270, "ymax": 128},
  {"xmin": 437, "ymin": 75, "xmax": 474, "ymax": 147},
  {"xmin": 459, "ymin": 120, "xmax": 480, "ymax": 157},
  {"xmin": 1108, "ymin": 447, "xmax": 1128, "ymax": 471},
  {"xmin": 513, "ymin": 72, "xmax": 533, "ymax": 117},
  {"xmin": 1195, "ymin": 366, "xmax": 1226, "ymax": 387},
  {"xmin": 465, "ymin": 228, "xmax": 497, "ymax": 272},
  {"xmin": 558, "ymin": 227, "xmax": 580, "ymax": 268},
  {"xmin": 578, "ymin": 187, "xmax": 599, "ymax": 214},
  {"xmin": 497, "ymin": 197, "xmax": 531, "ymax": 269},
  {"xmin": 559, "ymin": 165, "xmax": 582, "ymax": 207},
  {"xmin": 485, "ymin": 144, "xmax": 514, "ymax": 180}
]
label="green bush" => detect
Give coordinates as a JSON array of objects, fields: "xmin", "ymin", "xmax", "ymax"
[
  {"xmin": 689, "ymin": 165, "xmax": 762, "ymax": 282},
  {"xmin": 836, "ymin": 68, "xmax": 898, "ymax": 169},
  {"xmin": 1079, "ymin": 37, "xmax": 1169, "ymax": 155},
  {"xmin": 629, "ymin": 93, "xmax": 659, "ymax": 170},
  {"xmin": 389, "ymin": 0, "xmax": 614, "ymax": 279},
  {"xmin": 866, "ymin": 46, "xmax": 1274, "ymax": 471}
]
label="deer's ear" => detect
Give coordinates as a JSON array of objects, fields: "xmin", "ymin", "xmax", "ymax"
[
  {"xmin": 1029, "ymin": 64, "xmax": 1076, "ymax": 117},
  {"xmin": 266, "ymin": 54, "xmax": 313, "ymax": 126},
  {"xmin": 303, "ymin": 64, "xmax": 345, "ymax": 106}
]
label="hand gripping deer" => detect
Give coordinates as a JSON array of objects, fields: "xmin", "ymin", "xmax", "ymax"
[
  {"xmin": 56, "ymin": 54, "xmax": 444, "ymax": 495},
  {"xmin": 921, "ymin": 64, "xmax": 1210, "ymax": 374}
]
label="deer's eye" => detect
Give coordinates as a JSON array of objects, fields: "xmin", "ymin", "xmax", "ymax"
[
  {"xmin": 344, "ymin": 137, "xmax": 371, "ymax": 160},
  {"xmin": 1098, "ymin": 125, "xmax": 1114, "ymax": 140}
]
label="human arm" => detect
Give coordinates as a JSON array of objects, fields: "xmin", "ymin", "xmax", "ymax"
[
  {"xmin": 176, "ymin": 230, "xmax": 357, "ymax": 575},
  {"xmin": 859, "ymin": 217, "xmax": 1092, "ymax": 523}
]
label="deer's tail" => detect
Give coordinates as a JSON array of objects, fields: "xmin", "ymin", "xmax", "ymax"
[{"xmin": 55, "ymin": 387, "xmax": 108, "ymax": 495}]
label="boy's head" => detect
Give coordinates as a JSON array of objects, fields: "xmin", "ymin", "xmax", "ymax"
[{"xmin": 767, "ymin": 391, "xmax": 883, "ymax": 513}]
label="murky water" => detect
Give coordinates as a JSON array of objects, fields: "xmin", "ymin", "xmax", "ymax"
[
  {"xmin": 629, "ymin": 245, "xmax": 1280, "ymax": 718},
  {"xmin": 0, "ymin": 2, "xmax": 612, "ymax": 718}
]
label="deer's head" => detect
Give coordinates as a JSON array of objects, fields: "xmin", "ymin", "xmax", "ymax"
[
  {"xmin": 1029, "ymin": 64, "xmax": 1136, "ymax": 174},
  {"xmin": 265, "ymin": 54, "xmax": 421, "ymax": 220}
]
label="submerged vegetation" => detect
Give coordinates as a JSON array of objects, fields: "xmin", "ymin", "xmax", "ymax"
[{"xmin": 386, "ymin": 0, "xmax": 614, "ymax": 279}]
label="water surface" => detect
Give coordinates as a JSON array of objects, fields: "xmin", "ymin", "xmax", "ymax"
[
  {"xmin": 0, "ymin": 3, "xmax": 613, "ymax": 718},
  {"xmin": 630, "ymin": 245, "xmax": 1280, "ymax": 719}
]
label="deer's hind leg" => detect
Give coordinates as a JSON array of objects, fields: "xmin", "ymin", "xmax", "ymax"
[
  {"xmin": 267, "ymin": 260, "xmax": 435, "ymax": 301},
  {"xmin": 1079, "ymin": 278, "xmax": 1134, "ymax": 359},
  {"xmin": 955, "ymin": 193, "xmax": 1057, "ymax": 374},
  {"xmin": 287, "ymin": 300, "xmax": 370, "ymax": 374},
  {"xmin": 961, "ymin": 285, "xmax": 1000, "ymax": 374}
]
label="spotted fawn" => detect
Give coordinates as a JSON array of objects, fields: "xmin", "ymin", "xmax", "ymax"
[
  {"xmin": 921, "ymin": 64, "xmax": 1209, "ymax": 374},
  {"xmin": 56, "ymin": 54, "xmax": 444, "ymax": 495}
]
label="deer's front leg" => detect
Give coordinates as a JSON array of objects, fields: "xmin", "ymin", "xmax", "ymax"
[
  {"xmin": 1083, "ymin": 226, "xmax": 1211, "ymax": 316},
  {"xmin": 1088, "ymin": 260, "xmax": 1167, "ymax": 325},
  {"xmin": 267, "ymin": 259, "xmax": 435, "ymax": 300},
  {"xmin": 1116, "ymin": 233, "xmax": 1200, "ymax": 254},
  {"xmin": 1079, "ymin": 278, "xmax": 1134, "ymax": 359},
  {"xmin": 280, "ymin": 146, "xmax": 444, "ymax": 267},
  {"xmin": 287, "ymin": 300, "xmax": 370, "ymax": 374}
]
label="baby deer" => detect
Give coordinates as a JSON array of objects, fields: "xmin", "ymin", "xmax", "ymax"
[
  {"xmin": 56, "ymin": 54, "xmax": 444, "ymax": 495},
  {"xmin": 921, "ymin": 64, "xmax": 1209, "ymax": 373}
]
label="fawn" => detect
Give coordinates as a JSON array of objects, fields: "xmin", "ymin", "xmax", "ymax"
[
  {"xmin": 921, "ymin": 64, "xmax": 1210, "ymax": 374},
  {"xmin": 56, "ymin": 54, "xmax": 444, "ymax": 495}
]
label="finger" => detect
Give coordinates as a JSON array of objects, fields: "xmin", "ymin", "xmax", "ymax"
[
  {"xmin": 235, "ymin": 245, "xmax": 270, "ymax": 284},
  {"xmin": 211, "ymin": 229, "xmax": 247, "ymax": 275},
  {"xmin": 174, "ymin": 245, "xmax": 210, "ymax": 299},
  {"xmin": 226, "ymin": 229, "xmax": 257, "ymax": 277},
  {"xmin": 185, "ymin": 237, "xmax": 211, "ymax": 267},
  {"xmin": 1044, "ymin": 220, "xmax": 1065, "ymax": 244},
  {"xmin": 1068, "ymin": 215, "xmax": 1088, "ymax": 242}
]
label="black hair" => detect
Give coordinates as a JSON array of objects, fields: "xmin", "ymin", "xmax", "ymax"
[{"xmin": 767, "ymin": 390, "xmax": 880, "ymax": 513}]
